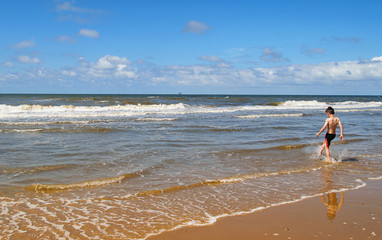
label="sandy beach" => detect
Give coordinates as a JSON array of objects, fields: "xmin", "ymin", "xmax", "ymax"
[{"xmin": 149, "ymin": 180, "xmax": 382, "ymax": 240}]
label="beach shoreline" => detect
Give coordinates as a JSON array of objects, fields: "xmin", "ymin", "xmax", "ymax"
[
  {"xmin": 1, "ymin": 95, "xmax": 381, "ymax": 239},
  {"xmin": 148, "ymin": 179, "xmax": 382, "ymax": 240}
]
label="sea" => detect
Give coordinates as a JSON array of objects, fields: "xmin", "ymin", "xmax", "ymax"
[{"xmin": 1, "ymin": 94, "xmax": 381, "ymax": 239}]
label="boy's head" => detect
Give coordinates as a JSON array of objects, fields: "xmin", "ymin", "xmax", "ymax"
[{"xmin": 325, "ymin": 107, "xmax": 335, "ymax": 115}]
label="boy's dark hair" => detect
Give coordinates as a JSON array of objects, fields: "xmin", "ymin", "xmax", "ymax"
[{"xmin": 325, "ymin": 107, "xmax": 335, "ymax": 114}]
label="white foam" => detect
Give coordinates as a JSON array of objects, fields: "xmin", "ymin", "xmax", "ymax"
[
  {"xmin": 136, "ymin": 117, "xmax": 177, "ymax": 121},
  {"xmin": 12, "ymin": 129, "xmax": 43, "ymax": 133},
  {"xmin": 236, "ymin": 113, "xmax": 303, "ymax": 119},
  {"xmin": 281, "ymin": 100, "xmax": 327, "ymax": 108},
  {"xmin": 280, "ymin": 100, "xmax": 382, "ymax": 110},
  {"xmin": 0, "ymin": 120, "xmax": 92, "ymax": 125},
  {"xmin": 0, "ymin": 103, "xmax": 188, "ymax": 119},
  {"xmin": 0, "ymin": 100, "xmax": 381, "ymax": 120},
  {"xmin": 368, "ymin": 176, "xmax": 382, "ymax": 180}
]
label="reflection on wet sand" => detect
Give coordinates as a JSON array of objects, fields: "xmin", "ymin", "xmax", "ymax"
[
  {"xmin": 321, "ymin": 192, "xmax": 344, "ymax": 220},
  {"xmin": 321, "ymin": 166, "xmax": 345, "ymax": 220}
]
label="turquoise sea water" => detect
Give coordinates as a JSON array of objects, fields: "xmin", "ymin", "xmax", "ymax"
[{"xmin": 1, "ymin": 94, "xmax": 382, "ymax": 239}]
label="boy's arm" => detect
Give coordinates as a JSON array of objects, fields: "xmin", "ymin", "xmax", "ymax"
[
  {"xmin": 316, "ymin": 119, "xmax": 328, "ymax": 137},
  {"xmin": 338, "ymin": 118, "xmax": 344, "ymax": 141}
]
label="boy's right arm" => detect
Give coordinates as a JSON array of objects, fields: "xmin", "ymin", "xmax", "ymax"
[{"xmin": 316, "ymin": 119, "xmax": 328, "ymax": 137}]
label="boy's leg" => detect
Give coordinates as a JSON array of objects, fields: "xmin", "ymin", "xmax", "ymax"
[
  {"xmin": 319, "ymin": 142, "xmax": 325, "ymax": 156},
  {"xmin": 325, "ymin": 145, "xmax": 331, "ymax": 162}
]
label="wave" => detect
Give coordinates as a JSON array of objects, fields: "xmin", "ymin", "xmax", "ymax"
[
  {"xmin": 270, "ymin": 99, "xmax": 382, "ymax": 108},
  {"xmin": 204, "ymin": 166, "xmax": 322, "ymax": 184},
  {"xmin": 269, "ymin": 143, "xmax": 309, "ymax": 151},
  {"xmin": 208, "ymin": 128, "xmax": 243, "ymax": 132},
  {"xmin": 268, "ymin": 138, "xmax": 366, "ymax": 150},
  {"xmin": 11, "ymin": 129, "xmax": 44, "ymax": 133},
  {"xmin": 0, "ymin": 103, "xmax": 188, "ymax": 119},
  {"xmin": 236, "ymin": 113, "xmax": 304, "ymax": 119},
  {"xmin": 0, "ymin": 120, "xmax": 94, "ymax": 125},
  {"xmin": 222, "ymin": 143, "xmax": 310, "ymax": 154},
  {"xmin": 269, "ymin": 100, "xmax": 382, "ymax": 110},
  {"xmin": 2, "ymin": 164, "xmax": 78, "ymax": 174},
  {"xmin": 0, "ymin": 100, "xmax": 382, "ymax": 117},
  {"xmin": 1, "ymin": 100, "xmax": 381, "ymax": 120},
  {"xmin": 3, "ymin": 127, "xmax": 117, "ymax": 133},
  {"xmin": 28, "ymin": 170, "xmax": 146, "ymax": 192},
  {"xmin": 135, "ymin": 117, "xmax": 177, "ymax": 122},
  {"xmin": 112, "ymin": 165, "xmax": 323, "ymax": 200},
  {"xmin": 368, "ymin": 176, "xmax": 382, "ymax": 180},
  {"xmin": 361, "ymin": 153, "xmax": 382, "ymax": 158},
  {"xmin": 337, "ymin": 108, "xmax": 382, "ymax": 112},
  {"xmin": 0, "ymin": 100, "xmax": 382, "ymax": 125}
]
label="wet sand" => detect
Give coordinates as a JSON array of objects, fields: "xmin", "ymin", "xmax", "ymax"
[{"xmin": 149, "ymin": 180, "xmax": 382, "ymax": 240}]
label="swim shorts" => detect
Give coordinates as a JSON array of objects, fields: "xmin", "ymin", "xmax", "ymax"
[{"xmin": 325, "ymin": 133, "xmax": 336, "ymax": 147}]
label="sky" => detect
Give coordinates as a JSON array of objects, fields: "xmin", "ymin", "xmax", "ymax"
[{"xmin": 0, "ymin": 0, "xmax": 381, "ymax": 95}]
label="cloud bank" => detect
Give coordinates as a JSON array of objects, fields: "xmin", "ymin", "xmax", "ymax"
[{"xmin": 1, "ymin": 55, "xmax": 381, "ymax": 93}]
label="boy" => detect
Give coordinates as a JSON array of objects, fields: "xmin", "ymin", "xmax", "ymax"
[{"xmin": 316, "ymin": 107, "xmax": 344, "ymax": 162}]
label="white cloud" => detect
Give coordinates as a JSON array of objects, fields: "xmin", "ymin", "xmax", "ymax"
[
  {"xmin": 55, "ymin": 35, "xmax": 76, "ymax": 43},
  {"xmin": 18, "ymin": 55, "xmax": 41, "ymax": 64},
  {"xmin": 12, "ymin": 39, "xmax": 36, "ymax": 49},
  {"xmin": 78, "ymin": 29, "xmax": 99, "ymax": 38},
  {"xmin": 371, "ymin": 56, "xmax": 382, "ymax": 62},
  {"xmin": 55, "ymin": 1, "xmax": 105, "ymax": 24},
  {"xmin": 56, "ymin": 1, "xmax": 102, "ymax": 13},
  {"xmin": 56, "ymin": 1, "xmax": 83, "ymax": 12},
  {"xmin": 93, "ymin": 55, "xmax": 131, "ymax": 70},
  {"xmin": 149, "ymin": 56, "xmax": 382, "ymax": 87},
  {"xmin": 200, "ymin": 54, "xmax": 223, "ymax": 62},
  {"xmin": 1, "ymin": 61, "xmax": 14, "ymax": 67},
  {"xmin": 332, "ymin": 36, "xmax": 361, "ymax": 43},
  {"xmin": 183, "ymin": 21, "xmax": 210, "ymax": 34},
  {"xmin": 0, "ymin": 73, "xmax": 18, "ymax": 82},
  {"xmin": 265, "ymin": 60, "xmax": 382, "ymax": 84},
  {"xmin": 61, "ymin": 70, "xmax": 77, "ymax": 76},
  {"xmin": 260, "ymin": 47, "xmax": 289, "ymax": 63},
  {"xmin": 300, "ymin": 44, "xmax": 325, "ymax": 57},
  {"xmin": 72, "ymin": 55, "xmax": 138, "ymax": 79}
]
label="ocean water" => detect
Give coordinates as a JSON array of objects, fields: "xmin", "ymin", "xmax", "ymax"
[{"xmin": 1, "ymin": 94, "xmax": 381, "ymax": 239}]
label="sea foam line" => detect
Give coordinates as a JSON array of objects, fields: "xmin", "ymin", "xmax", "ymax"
[
  {"xmin": 142, "ymin": 178, "xmax": 369, "ymax": 240},
  {"xmin": 28, "ymin": 170, "xmax": 147, "ymax": 192}
]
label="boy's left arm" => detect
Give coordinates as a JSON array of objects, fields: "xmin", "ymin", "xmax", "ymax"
[{"xmin": 338, "ymin": 118, "xmax": 344, "ymax": 141}]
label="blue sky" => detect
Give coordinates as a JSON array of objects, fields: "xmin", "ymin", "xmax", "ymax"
[{"xmin": 0, "ymin": 0, "xmax": 381, "ymax": 94}]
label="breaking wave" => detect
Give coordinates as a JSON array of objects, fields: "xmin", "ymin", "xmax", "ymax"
[
  {"xmin": 236, "ymin": 113, "xmax": 304, "ymax": 118},
  {"xmin": 112, "ymin": 165, "xmax": 323, "ymax": 200},
  {"xmin": 1, "ymin": 100, "xmax": 381, "ymax": 120},
  {"xmin": 28, "ymin": 170, "xmax": 147, "ymax": 192}
]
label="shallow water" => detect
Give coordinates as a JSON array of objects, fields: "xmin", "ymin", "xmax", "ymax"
[{"xmin": 1, "ymin": 94, "xmax": 381, "ymax": 239}]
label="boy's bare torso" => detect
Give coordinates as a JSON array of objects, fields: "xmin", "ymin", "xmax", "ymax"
[{"xmin": 326, "ymin": 117, "xmax": 340, "ymax": 134}]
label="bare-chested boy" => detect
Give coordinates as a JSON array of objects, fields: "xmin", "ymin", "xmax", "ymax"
[{"xmin": 316, "ymin": 107, "xmax": 344, "ymax": 162}]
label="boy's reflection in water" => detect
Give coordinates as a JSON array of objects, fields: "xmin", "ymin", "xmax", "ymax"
[
  {"xmin": 322, "ymin": 166, "xmax": 345, "ymax": 220},
  {"xmin": 321, "ymin": 192, "xmax": 344, "ymax": 220}
]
